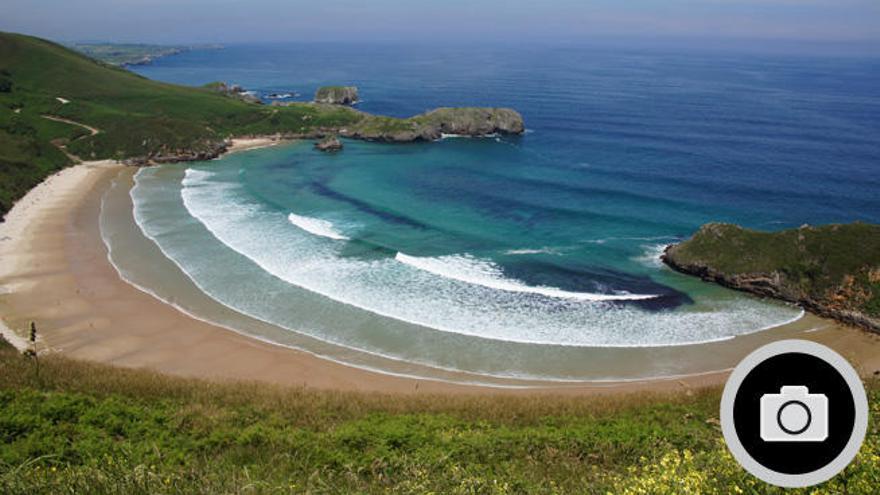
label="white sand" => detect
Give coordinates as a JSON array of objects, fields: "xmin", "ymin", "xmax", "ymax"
[
  {"xmin": 226, "ymin": 137, "xmax": 287, "ymax": 154},
  {"xmin": 0, "ymin": 160, "xmax": 120, "ymax": 350}
]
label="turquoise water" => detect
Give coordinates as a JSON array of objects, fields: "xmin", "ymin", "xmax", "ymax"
[{"xmin": 117, "ymin": 44, "xmax": 880, "ymax": 381}]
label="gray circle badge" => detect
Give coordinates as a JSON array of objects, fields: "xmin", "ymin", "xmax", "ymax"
[{"xmin": 720, "ymin": 339, "xmax": 868, "ymax": 488}]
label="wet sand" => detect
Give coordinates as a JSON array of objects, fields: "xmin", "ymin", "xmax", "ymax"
[{"xmin": 2, "ymin": 154, "xmax": 880, "ymax": 395}]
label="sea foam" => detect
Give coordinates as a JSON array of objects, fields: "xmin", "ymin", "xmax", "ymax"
[
  {"xmin": 634, "ymin": 243, "xmax": 670, "ymax": 269},
  {"xmin": 288, "ymin": 213, "xmax": 349, "ymax": 240},
  {"xmin": 160, "ymin": 166, "xmax": 805, "ymax": 349}
]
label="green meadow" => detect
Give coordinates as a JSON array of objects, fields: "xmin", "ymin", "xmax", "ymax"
[{"xmin": 1, "ymin": 337, "xmax": 878, "ymax": 494}]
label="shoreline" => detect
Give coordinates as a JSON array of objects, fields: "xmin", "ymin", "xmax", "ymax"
[
  {"xmin": 225, "ymin": 136, "xmax": 288, "ymax": 155},
  {"xmin": 2, "ymin": 158, "xmax": 880, "ymax": 395}
]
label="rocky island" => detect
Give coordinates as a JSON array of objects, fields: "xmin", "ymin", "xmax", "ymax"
[
  {"xmin": 662, "ymin": 222, "xmax": 880, "ymax": 332},
  {"xmin": 315, "ymin": 86, "xmax": 359, "ymax": 105}
]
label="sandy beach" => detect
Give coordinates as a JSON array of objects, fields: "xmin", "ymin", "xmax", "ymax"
[
  {"xmin": 225, "ymin": 137, "xmax": 286, "ymax": 154},
  {"xmin": 2, "ymin": 150, "xmax": 880, "ymax": 395}
]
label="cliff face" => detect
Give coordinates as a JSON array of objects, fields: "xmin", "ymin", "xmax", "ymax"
[
  {"xmin": 314, "ymin": 86, "xmax": 359, "ymax": 105},
  {"xmin": 662, "ymin": 222, "xmax": 880, "ymax": 332}
]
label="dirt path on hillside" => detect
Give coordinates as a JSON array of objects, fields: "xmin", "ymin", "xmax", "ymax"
[{"xmin": 42, "ymin": 114, "xmax": 101, "ymax": 162}]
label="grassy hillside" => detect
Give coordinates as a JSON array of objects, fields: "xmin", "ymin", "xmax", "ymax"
[
  {"xmin": 0, "ymin": 32, "xmax": 360, "ymax": 217},
  {"xmin": 0, "ymin": 338, "xmax": 878, "ymax": 494},
  {"xmin": 0, "ymin": 33, "xmax": 362, "ymax": 158},
  {"xmin": 0, "ymin": 32, "xmax": 524, "ymax": 219},
  {"xmin": 0, "ymin": 104, "xmax": 73, "ymax": 214},
  {"xmin": 663, "ymin": 222, "xmax": 880, "ymax": 329}
]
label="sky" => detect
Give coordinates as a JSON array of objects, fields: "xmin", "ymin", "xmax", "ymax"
[{"xmin": 3, "ymin": 0, "xmax": 879, "ymax": 50}]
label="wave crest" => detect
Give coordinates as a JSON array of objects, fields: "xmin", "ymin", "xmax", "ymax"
[
  {"xmin": 288, "ymin": 213, "xmax": 349, "ymax": 240},
  {"xmin": 395, "ymin": 252, "xmax": 657, "ymax": 301}
]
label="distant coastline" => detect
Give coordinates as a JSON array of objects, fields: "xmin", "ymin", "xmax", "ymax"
[{"xmin": 69, "ymin": 42, "xmax": 223, "ymax": 66}]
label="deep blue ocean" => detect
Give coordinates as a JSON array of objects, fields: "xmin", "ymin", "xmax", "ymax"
[{"xmin": 118, "ymin": 43, "xmax": 880, "ymax": 382}]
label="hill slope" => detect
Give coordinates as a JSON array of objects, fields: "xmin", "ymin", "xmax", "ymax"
[
  {"xmin": 662, "ymin": 222, "xmax": 880, "ymax": 331},
  {"xmin": 0, "ymin": 33, "xmax": 362, "ymax": 159}
]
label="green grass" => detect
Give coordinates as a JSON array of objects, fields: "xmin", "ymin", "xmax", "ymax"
[
  {"xmin": 0, "ymin": 340, "xmax": 878, "ymax": 493},
  {"xmin": 0, "ymin": 104, "xmax": 72, "ymax": 214}
]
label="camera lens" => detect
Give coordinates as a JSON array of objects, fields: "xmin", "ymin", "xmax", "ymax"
[{"xmin": 777, "ymin": 400, "xmax": 811, "ymax": 435}]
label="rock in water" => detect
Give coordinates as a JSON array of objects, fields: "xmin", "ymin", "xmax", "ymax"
[
  {"xmin": 314, "ymin": 86, "xmax": 359, "ymax": 105},
  {"xmin": 315, "ymin": 135, "xmax": 343, "ymax": 152}
]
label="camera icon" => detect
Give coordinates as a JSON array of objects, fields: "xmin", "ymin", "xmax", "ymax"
[{"xmin": 760, "ymin": 386, "xmax": 828, "ymax": 442}]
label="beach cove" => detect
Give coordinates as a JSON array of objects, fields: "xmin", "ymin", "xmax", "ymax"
[
  {"xmin": 2, "ymin": 39, "xmax": 880, "ymax": 394},
  {"xmin": 2, "ymin": 140, "xmax": 880, "ymax": 394}
]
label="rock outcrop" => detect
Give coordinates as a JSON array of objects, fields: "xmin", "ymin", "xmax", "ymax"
[
  {"xmin": 123, "ymin": 139, "xmax": 229, "ymax": 165},
  {"xmin": 662, "ymin": 222, "xmax": 880, "ymax": 332},
  {"xmin": 204, "ymin": 81, "xmax": 261, "ymax": 104},
  {"xmin": 341, "ymin": 107, "xmax": 525, "ymax": 142},
  {"xmin": 314, "ymin": 86, "xmax": 359, "ymax": 105},
  {"xmin": 315, "ymin": 135, "xmax": 343, "ymax": 152},
  {"xmin": 416, "ymin": 107, "xmax": 525, "ymax": 138}
]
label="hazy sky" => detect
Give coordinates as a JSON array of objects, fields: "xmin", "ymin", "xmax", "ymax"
[{"xmin": 3, "ymin": 0, "xmax": 879, "ymax": 47}]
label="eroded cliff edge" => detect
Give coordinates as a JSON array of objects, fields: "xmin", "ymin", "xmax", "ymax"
[{"xmin": 662, "ymin": 222, "xmax": 880, "ymax": 332}]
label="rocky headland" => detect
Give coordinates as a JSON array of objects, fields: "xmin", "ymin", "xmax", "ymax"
[
  {"xmin": 662, "ymin": 222, "xmax": 880, "ymax": 332},
  {"xmin": 340, "ymin": 107, "xmax": 525, "ymax": 142}
]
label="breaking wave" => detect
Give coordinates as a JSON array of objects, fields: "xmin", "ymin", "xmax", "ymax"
[
  {"xmin": 288, "ymin": 213, "xmax": 349, "ymax": 240},
  {"xmin": 395, "ymin": 252, "xmax": 657, "ymax": 301},
  {"xmin": 161, "ymin": 166, "xmax": 803, "ymax": 349}
]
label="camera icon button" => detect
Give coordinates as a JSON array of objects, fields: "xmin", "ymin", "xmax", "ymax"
[
  {"xmin": 759, "ymin": 385, "xmax": 827, "ymax": 442},
  {"xmin": 720, "ymin": 340, "xmax": 868, "ymax": 488}
]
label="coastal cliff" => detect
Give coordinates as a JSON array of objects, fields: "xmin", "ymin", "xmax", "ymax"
[{"xmin": 662, "ymin": 222, "xmax": 880, "ymax": 332}]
